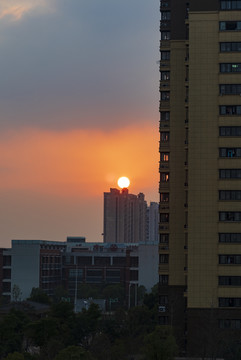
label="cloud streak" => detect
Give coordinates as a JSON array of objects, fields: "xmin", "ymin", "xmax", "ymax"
[{"xmin": 0, "ymin": 0, "xmax": 55, "ymax": 21}]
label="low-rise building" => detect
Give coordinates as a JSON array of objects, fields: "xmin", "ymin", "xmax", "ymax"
[{"xmin": 0, "ymin": 237, "xmax": 158, "ymax": 305}]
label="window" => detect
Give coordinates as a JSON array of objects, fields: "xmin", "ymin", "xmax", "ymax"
[
  {"xmin": 160, "ymin": 233, "xmax": 169, "ymax": 243},
  {"xmin": 160, "ymin": 132, "xmax": 170, "ymax": 142},
  {"xmin": 130, "ymin": 270, "xmax": 138, "ymax": 281},
  {"xmin": 159, "ymin": 316, "xmax": 169, "ymax": 325},
  {"xmin": 3, "ymin": 256, "xmax": 11, "ymax": 266},
  {"xmin": 219, "ymin": 254, "xmax": 241, "ymax": 264},
  {"xmin": 219, "ymin": 190, "xmax": 241, "ymax": 200},
  {"xmin": 219, "ymin": 276, "xmax": 241, "ymax": 285},
  {"xmin": 159, "ymin": 295, "xmax": 168, "ymax": 304},
  {"xmin": 161, "ymin": 91, "xmax": 170, "ymax": 100},
  {"xmin": 77, "ymin": 256, "xmax": 92, "ymax": 265},
  {"xmin": 130, "ymin": 257, "xmax": 139, "ymax": 267},
  {"xmin": 220, "ymin": 42, "xmax": 241, "ymax": 52},
  {"xmin": 113, "ymin": 257, "xmax": 126, "ymax": 266},
  {"xmin": 3, "ymin": 282, "xmax": 11, "ymax": 293},
  {"xmin": 219, "ymin": 233, "xmax": 241, "ymax": 242},
  {"xmin": 220, "ymin": 63, "xmax": 241, "ymax": 72},
  {"xmin": 3, "ymin": 269, "xmax": 11, "ymax": 279},
  {"xmin": 220, "ymin": 105, "xmax": 241, "ymax": 115},
  {"xmin": 159, "ymin": 254, "xmax": 169, "ymax": 263},
  {"xmin": 94, "ymin": 257, "xmax": 110, "ymax": 266},
  {"xmin": 220, "ymin": 1, "xmax": 241, "ymax": 10},
  {"xmin": 220, "ymin": 21, "xmax": 241, "ymax": 31},
  {"xmin": 219, "ymin": 127, "xmax": 241, "ymax": 136},
  {"xmin": 160, "ymin": 193, "xmax": 169, "ymax": 202},
  {"xmin": 106, "ymin": 269, "xmax": 120, "ymax": 283},
  {"xmin": 219, "ymin": 298, "xmax": 241, "ymax": 307},
  {"xmin": 69, "ymin": 269, "xmax": 83, "ymax": 281},
  {"xmin": 161, "ymin": 31, "xmax": 170, "ymax": 40},
  {"xmin": 219, "ymin": 319, "xmax": 241, "ymax": 329},
  {"xmin": 159, "ymin": 274, "xmax": 168, "ymax": 285},
  {"xmin": 220, "ymin": 84, "xmax": 241, "ymax": 94},
  {"xmin": 219, "ymin": 212, "xmax": 241, "ymax": 221},
  {"xmin": 160, "ymin": 213, "xmax": 169, "ymax": 223},
  {"xmin": 219, "ymin": 169, "xmax": 241, "ymax": 179},
  {"xmin": 160, "ymin": 172, "xmax": 169, "ymax": 182},
  {"xmin": 219, "ymin": 148, "xmax": 241, "ymax": 157},
  {"xmin": 86, "ymin": 269, "xmax": 103, "ymax": 283},
  {"xmin": 162, "ymin": 11, "xmax": 171, "ymax": 20},
  {"xmin": 161, "ymin": 51, "xmax": 170, "ymax": 60},
  {"xmin": 161, "ymin": 71, "xmax": 170, "ymax": 81},
  {"xmin": 160, "ymin": 111, "xmax": 170, "ymax": 121},
  {"xmin": 160, "ymin": 0, "xmax": 170, "ymax": 8},
  {"xmin": 160, "ymin": 152, "xmax": 169, "ymax": 162}
]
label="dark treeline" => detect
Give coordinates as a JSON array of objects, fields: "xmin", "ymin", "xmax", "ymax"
[{"xmin": 0, "ymin": 285, "xmax": 178, "ymax": 360}]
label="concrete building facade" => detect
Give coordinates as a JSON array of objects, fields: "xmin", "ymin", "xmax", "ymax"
[{"xmin": 159, "ymin": 0, "xmax": 241, "ymax": 357}]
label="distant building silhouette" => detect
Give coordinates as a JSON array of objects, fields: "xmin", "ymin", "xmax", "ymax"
[
  {"xmin": 103, "ymin": 188, "xmax": 147, "ymax": 243},
  {"xmin": 146, "ymin": 202, "xmax": 159, "ymax": 243}
]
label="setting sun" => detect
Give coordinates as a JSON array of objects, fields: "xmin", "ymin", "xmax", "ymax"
[{"xmin": 117, "ymin": 176, "xmax": 130, "ymax": 189}]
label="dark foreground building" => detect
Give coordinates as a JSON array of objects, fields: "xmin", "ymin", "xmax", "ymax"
[{"xmin": 159, "ymin": 0, "xmax": 241, "ymax": 357}]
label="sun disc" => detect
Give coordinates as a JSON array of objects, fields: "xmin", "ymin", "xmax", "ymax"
[{"xmin": 117, "ymin": 176, "xmax": 130, "ymax": 189}]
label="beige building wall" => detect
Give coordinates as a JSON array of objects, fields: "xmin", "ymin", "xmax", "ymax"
[{"xmin": 188, "ymin": 12, "xmax": 220, "ymax": 309}]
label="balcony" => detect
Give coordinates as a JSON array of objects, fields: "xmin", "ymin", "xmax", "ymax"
[
  {"xmin": 160, "ymin": 20, "xmax": 171, "ymax": 31},
  {"xmin": 160, "ymin": 41, "xmax": 170, "ymax": 49},
  {"xmin": 159, "ymin": 100, "xmax": 170, "ymax": 110},
  {"xmin": 160, "ymin": 203, "xmax": 169, "ymax": 211},
  {"xmin": 159, "ymin": 161, "xmax": 169, "ymax": 171},
  {"xmin": 159, "ymin": 224, "xmax": 169, "ymax": 231},
  {"xmin": 159, "ymin": 62, "xmax": 170, "ymax": 70},
  {"xmin": 159, "ymin": 120, "xmax": 170, "ymax": 129},
  {"xmin": 159, "ymin": 264, "xmax": 169, "ymax": 272},
  {"xmin": 160, "ymin": 83, "xmax": 170, "ymax": 91},
  {"xmin": 159, "ymin": 244, "xmax": 169, "ymax": 252}
]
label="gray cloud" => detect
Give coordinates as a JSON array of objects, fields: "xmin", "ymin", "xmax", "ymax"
[{"xmin": 0, "ymin": 0, "xmax": 159, "ymax": 131}]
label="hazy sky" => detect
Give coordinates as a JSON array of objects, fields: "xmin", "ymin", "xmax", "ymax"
[{"xmin": 0, "ymin": 0, "xmax": 160, "ymax": 247}]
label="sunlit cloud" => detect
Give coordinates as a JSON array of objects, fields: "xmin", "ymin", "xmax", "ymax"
[
  {"xmin": 0, "ymin": 124, "xmax": 159, "ymax": 199},
  {"xmin": 0, "ymin": 0, "xmax": 55, "ymax": 21}
]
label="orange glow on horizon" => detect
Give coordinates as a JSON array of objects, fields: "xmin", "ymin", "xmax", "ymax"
[{"xmin": 0, "ymin": 124, "xmax": 159, "ymax": 199}]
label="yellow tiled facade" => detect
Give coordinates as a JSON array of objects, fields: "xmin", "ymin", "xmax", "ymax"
[{"xmin": 159, "ymin": 0, "xmax": 241, "ymax": 356}]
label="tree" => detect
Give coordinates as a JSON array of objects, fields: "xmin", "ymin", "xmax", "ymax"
[
  {"xmin": 137, "ymin": 285, "xmax": 147, "ymax": 305},
  {"xmin": 0, "ymin": 309, "xmax": 30, "ymax": 358},
  {"xmin": 54, "ymin": 346, "xmax": 94, "ymax": 360},
  {"xmin": 25, "ymin": 318, "xmax": 59, "ymax": 347},
  {"xmin": 77, "ymin": 284, "xmax": 100, "ymax": 299},
  {"xmin": 102, "ymin": 284, "xmax": 125, "ymax": 309},
  {"xmin": 12, "ymin": 284, "xmax": 22, "ymax": 302},
  {"xmin": 53, "ymin": 286, "xmax": 69, "ymax": 303},
  {"xmin": 28, "ymin": 287, "xmax": 51, "ymax": 304},
  {"xmin": 143, "ymin": 283, "xmax": 158, "ymax": 310},
  {"xmin": 143, "ymin": 325, "xmax": 178, "ymax": 360},
  {"xmin": 3, "ymin": 352, "xmax": 25, "ymax": 360}
]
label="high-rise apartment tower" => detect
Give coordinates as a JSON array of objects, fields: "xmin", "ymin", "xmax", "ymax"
[
  {"xmin": 103, "ymin": 188, "xmax": 147, "ymax": 243},
  {"xmin": 159, "ymin": 0, "xmax": 241, "ymax": 356}
]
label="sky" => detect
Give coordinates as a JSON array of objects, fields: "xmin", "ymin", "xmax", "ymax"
[{"xmin": 0, "ymin": 0, "xmax": 160, "ymax": 247}]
